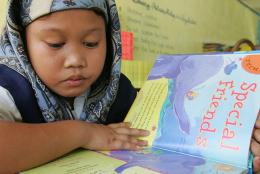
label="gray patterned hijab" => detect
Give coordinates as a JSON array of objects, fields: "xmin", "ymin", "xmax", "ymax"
[{"xmin": 0, "ymin": 0, "xmax": 122, "ymax": 123}]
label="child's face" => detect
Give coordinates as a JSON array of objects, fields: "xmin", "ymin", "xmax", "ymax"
[{"xmin": 26, "ymin": 9, "xmax": 107, "ymax": 97}]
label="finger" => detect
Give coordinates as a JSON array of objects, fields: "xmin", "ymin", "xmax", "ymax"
[
  {"xmin": 135, "ymin": 139, "xmax": 149, "ymax": 146},
  {"xmin": 113, "ymin": 127, "xmax": 150, "ymax": 137},
  {"xmin": 256, "ymin": 111, "xmax": 260, "ymax": 129},
  {"xmin": 110, "ymin": 140, "xmax": 144, "ymax": 150},
  {"xmin": 115, "ymin": 134, "xmax": 148, "ymax": 146},
  {"xmin": 121, "ymin": 141, "xmax": 145, "ymax": 150},
  {"xmin": 108, "ymin": 122, "xmax": 131, "ymax": 129},
  {"xmin": 253, "ymin": 156, "xmax": 260, "ymax": 172},
  {"xmin": 251, "ymin": 139, "xmax": 260, "ymax": 156},
  {"xmin": 115, "ymin": 134, "xmax": 135, "ymax": 142},
  {"xmin": 253, "ymin": 128, "xmax": 260, "ymax": 143}
]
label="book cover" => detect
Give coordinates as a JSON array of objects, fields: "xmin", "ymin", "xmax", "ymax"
[{"xmin": 22, "ymin": 52, "xmax": 260, "ymax": 174}]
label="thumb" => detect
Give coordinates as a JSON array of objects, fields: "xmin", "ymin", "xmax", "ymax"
[{"xmin": 253, "ymin": 156, "xmax": 260, "ymax": 173}]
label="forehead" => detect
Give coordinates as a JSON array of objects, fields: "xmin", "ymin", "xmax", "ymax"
[{"xmin": 30, "ymin": 9, "xmax": 106, "ymax": 30}]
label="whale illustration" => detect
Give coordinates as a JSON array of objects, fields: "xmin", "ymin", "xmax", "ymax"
[{"xmin": 149, "ymin": 55, "xmax": 224, "ymax": 134}]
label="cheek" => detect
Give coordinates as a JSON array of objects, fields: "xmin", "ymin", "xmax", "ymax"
[
  {"xmin": 29, "ymin": 42, "xmax": 62, "ymax": 70},
  {"xmin": 31, "ymin": 59, "xmax": 60, "ymax": 85},
  {"xmin": 88, "ymin": 54, "xmax": 106, "ymax": 75},
  {"xmin": 29, "ymin": 50, "xmax": 62, "ymax": 84},
  {"xmin": 89, "ymin": 45, "xmax": 107, "ymax": 75}
]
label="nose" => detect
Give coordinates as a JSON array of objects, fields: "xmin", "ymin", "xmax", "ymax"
[{"xmin": 64, "ymin": 45, "xmax": 86, "ymax": 68}]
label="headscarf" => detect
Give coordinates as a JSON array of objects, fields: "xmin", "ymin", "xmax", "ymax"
[{"xmin": 0, "ymin": 0, "xmax": 122, "ymax": 123}]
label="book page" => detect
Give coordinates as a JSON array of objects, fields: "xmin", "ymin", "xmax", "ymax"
[
  {"xmin": 21, "ymin": 150, "xmax": 122, "ymax": 174},
  {"xmin": 124, "ymin": 78, "xmax": 168, "ymax": 145},
  {"xmin": 21, "ymin": 150, "xmax": 158, "ymax": 174},
  {"xmin": 101, "ymin": 147, "xmax": 247, "ymax": 174}
]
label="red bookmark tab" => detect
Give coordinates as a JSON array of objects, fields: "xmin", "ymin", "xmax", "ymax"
[{"xmin": 121, "ymin": 31, "xmax": 133, "ymax": 60}]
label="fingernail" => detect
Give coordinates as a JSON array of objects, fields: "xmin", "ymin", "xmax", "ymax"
[
  {"xmin": 140, "ymin": 140, "xmax": 148, "ymax": 146},
  {"xmin": 255, "ymin": 156, "xmax": 260, "ymax": 164},
  {"xmin": 144, "ymin": 130, "xmax": 150, "ymax": 135},
  {"xmin": 136, "ymin": 146, "xmax": 145, "ymax": 150}
]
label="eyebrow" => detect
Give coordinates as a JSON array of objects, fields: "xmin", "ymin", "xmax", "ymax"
[{"xmin": 39, "ymin": 27, "xmax": 103, "ymax": 35}]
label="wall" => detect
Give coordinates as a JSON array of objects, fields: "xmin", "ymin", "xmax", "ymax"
[
  {"xmin": 258, "ymin": 19, "xmax": 260, "ymax": 44},
  {"xmin": 0, "ymin": 0, "xmax": 7, "ymax": 30}
]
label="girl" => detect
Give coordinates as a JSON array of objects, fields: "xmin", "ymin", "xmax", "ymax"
[{"xmin": 0, "ymin": 0, "xmax": 149, "ymax": 173}]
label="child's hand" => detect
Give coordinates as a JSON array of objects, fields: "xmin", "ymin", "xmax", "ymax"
[
  {"xmin": 81, "ymin": 122, "xmax": 150, "ymax": 151},
  {"xmin": 251, "ymin": 111, "xmax": 260, "ymax": 173}
]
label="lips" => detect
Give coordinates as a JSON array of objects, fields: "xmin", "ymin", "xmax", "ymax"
[{"xmin": 64, "ymin": 75, "xmax": 86, "ymax": 87}]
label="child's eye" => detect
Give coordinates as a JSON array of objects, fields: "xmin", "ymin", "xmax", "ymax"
[
  {"xmin": 47, "ymin": 43, "xmax": 65, "ymax": 49},
  {"xmin": 83, "ymin": 41, "xmax": 98, "ymax": 48}
]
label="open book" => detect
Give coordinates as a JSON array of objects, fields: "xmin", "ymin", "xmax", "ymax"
[{"xmin": 22, "ymin": 52, "xmax": 260, "ymax": 174}]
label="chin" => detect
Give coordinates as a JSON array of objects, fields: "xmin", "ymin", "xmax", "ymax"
[
  {"xmin": 66, "ymin": 92, "xmax": 85, "ymax": 97},
  {"xmin": 58, "ymin": 90, "xmax": 87, "ymax": 97}
]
